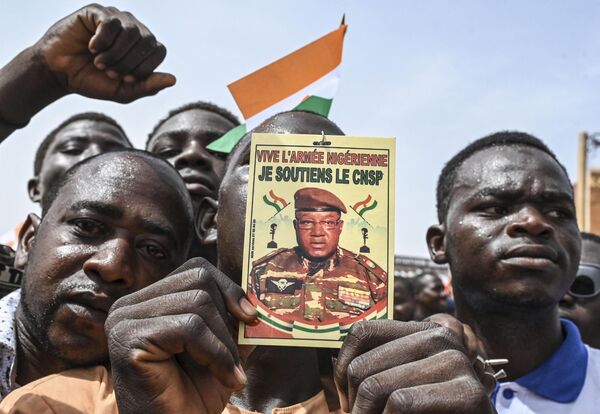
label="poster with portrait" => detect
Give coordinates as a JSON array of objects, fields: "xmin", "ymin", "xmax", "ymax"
[{"xmin": 239, "ymin": 133, "xmax": 395, "ymax": 348}]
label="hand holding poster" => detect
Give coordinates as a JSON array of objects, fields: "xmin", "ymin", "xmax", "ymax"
[{"xmin": 239, "ymin": 133, "xmax": 395, "ymax": 348}]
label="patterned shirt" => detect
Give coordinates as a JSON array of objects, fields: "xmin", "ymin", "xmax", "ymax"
[{"xmin": 0, "ymin": 289, "xmax": 19, "ymax": 400}]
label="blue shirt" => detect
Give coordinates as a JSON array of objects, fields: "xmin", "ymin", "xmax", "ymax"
[{"xmin": 493, "ymin": 319, "xmax": 600, "ymax": 413}]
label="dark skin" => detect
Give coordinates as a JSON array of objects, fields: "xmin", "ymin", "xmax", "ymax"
[
  {"xmin": 560, "ymin": 238, "xmax": 600, "ymax": 348},
  {"xmin": 413, "ymin": 273, "xmax": 449, "ymax": 321},
  {"xmin": 147, "ymin": 108, "xmax": 237, "ymax": 262},
  {"xmin": 427, "ymin": 145, "xmax": 581, "ymax": 380},
  {"xmin": 28, "ymin": 119, "xmax": 132, "ymax": 204},
  {"xmin": 107, "ymin": 112, "xmax": 495, "ymax": 414},
  {"xmin": 393, "ymin": 278, "xmax": 415, "ymax": 321},
  {"xmin": 0, "ymin": 4, "xmax": 175, "ymax": 142},
  {"xmin": 13, "ymin": 151, "xmax": 194, "ymax": 386}
]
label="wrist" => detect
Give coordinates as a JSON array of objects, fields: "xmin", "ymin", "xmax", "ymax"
[{"xmin": 0, "ymin": 45, "xmax": 67, "ymax": 128}]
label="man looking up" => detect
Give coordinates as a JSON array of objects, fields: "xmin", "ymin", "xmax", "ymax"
[
  {"xmin": 426, "ymin": 131, "xmax": 600, "ymax": 412},
  {"xmin": 412, "ymin": 272, "xmax": 449, "ymax": 320},
  {"xmin": 560, "ymin": 231, "xmax": 600, "ymax": 349}
]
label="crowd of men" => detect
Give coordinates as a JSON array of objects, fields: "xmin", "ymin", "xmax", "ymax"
[{"xmin": 0, "ymin": 4, "xmax": 598, "ymax": 413}]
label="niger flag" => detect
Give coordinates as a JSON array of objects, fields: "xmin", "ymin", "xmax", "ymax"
[{"xmin": 207, "ymin": 18, "xmax": 347, "ymax": 153}]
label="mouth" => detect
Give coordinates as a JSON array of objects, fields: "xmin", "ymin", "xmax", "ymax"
[
  {"xmin": 63, "ymin": 291, "xmax": 113, "ymax": 323},
  {"xmin": 180, "ymin": 174, "xmax": 215, "ymax": 196},
  {"xmin": 501, "ymin": 244, "xmax": 558, "ymax": 269}
]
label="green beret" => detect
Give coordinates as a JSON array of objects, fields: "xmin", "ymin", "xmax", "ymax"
[{"xmin": 294, "ymin": 187, "xmax": 347, "ymax": 213}]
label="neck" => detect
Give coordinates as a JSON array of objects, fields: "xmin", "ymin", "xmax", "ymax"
[
  {"xmin": 455, "ymin": 290, "xmax": 564, "ymax": 380},
  {"xmin": 413, "ymin": 304, "xmax": 436, "ymax": 321},
  {"xmin": 230, "ymin": 346, "xmax": 322, "ymax": 412},
  {"xmin": 14, "ymin": 305, "xmax": 68, "ymax": 385}
]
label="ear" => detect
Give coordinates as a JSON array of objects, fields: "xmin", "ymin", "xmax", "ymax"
[
  {"xmin": 426, "ymin": 224, "xmax": 448, "ymax": 264},
  {"xmin": 195, "ymin": 196, "xmax": 218, "ymax": 246},
  {"xmin": 14, "ymin": 213, "xmax": 41, "ymax": 269},
  {"xmin": 27, "ymin": 177, "xmax": 41, "ymax": 203}
]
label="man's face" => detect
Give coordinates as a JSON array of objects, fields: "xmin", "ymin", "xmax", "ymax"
[
  {"xmin": 442, "ymin": 146, "xmax": 580, "ymax": 310},
  {"xmin": 148, "ymin": 109, "xmax": 236, "ymax": 206},
  {"xmin": 294, "ymin": 211, "xmax": 343, "ymax": 260},
  {"xmin": 416, "ymin": 274, "xmax": 448, "ymax": 313},
  {"xmin": 217, "ymin": 111, "xmax": 345, "ymax": 284},
  {"xmin": 33, "ymin": 120, "xmax": 130, "ymax": 202},
  {"xmin": 19, "ymin": 155, "xmax": 192, "ymax": 367},
  {"xmin": 560, "ymin": 238, "xmax": 600, "ymax": 348}
]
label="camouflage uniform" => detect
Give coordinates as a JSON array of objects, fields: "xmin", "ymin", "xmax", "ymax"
[{"xmin": 249, "ymin": 246, "xmax": 387, "ymax": 322}]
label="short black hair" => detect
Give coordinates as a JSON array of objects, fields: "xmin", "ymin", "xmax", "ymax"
[
  {"xmin": 41, "ymin": 149, "xmax": 191, "ymax": 219},
  {"xmin": 33, "ymin": 112, "xmax": 130, "ymax": 176},
  {"xmin": 146, "ymin": 101, "xmax": 241, "ymax": 148},
  {"xmin": 582, "ymin": 232, "xmax": 600, "ymax": 245},
  {"xmin": 394, "ymin": 276, "xmax": 414, "ymax": 296},
  {"xmin": 436, "ymin": 131, "xmax": 570, "ymax": 223}
]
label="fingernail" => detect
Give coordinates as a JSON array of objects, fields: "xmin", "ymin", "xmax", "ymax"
[
  {"xmin": 234, "ymin": 364, "xmax": 247, "ymax": 386},
  {"xmin": 123, "ymin": 75, "xmax": 136, "ymax": 83},
  {"xmin": 95, "ymin": 62, "xmax": 105, "ymax": 70},
  {"xmin": 240, "ymin": 297, "xmax": 257, "ymax": 317},
  {"xmin": 106, "ymin": 70, "xmax": 118, "ymax": 79}
]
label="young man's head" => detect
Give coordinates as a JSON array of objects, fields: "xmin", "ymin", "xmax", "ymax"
[
  {"xmin": 412, "ymin": 273, "xmax": 448, "ymax": 319},
  {"xmin": 393, "ymin": 277, "xmax": 416, "ymax": 321},
  {"xmin": 15, "ymin": 150, "xmax": 194, "ymax": 368},
  {"xmin": 146, "ymin": 101, "xmax": 240, "ymax": 211},
  {"xmin": 28, "ymin": 112, "xmax": 132, "ymax": 206},
  {"xmin": 211, "ymin": 110, "xmax": 344, "ymax": 285},
  {"xmin": 560, "ymin": 232, "xmax": 600, "ymax": 348},
  {"xmin": 427, "ymin": 131, "xmax": 581, "ymax": 314}
]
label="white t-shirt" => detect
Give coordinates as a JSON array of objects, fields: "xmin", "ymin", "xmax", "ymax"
[{"xmin": 493, "ymin": 319, "xmax": 600, "ymax": 413}]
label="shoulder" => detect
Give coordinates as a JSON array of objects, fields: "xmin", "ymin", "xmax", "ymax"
[
  {"xmin": 341, "ymin": 249, "xmax": 387, "ymax": 284},
  {"xmin": 0, "ymin": 366, "xmax": 116, "ymax": 413},
  {"xmin": 251, "ymin": 248, "xmax": 297, "ymax": 268}
]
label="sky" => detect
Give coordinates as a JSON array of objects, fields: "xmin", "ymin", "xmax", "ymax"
[{"xmin": 2, "ymin": 1, "xmax": 600, "ymax": 257}]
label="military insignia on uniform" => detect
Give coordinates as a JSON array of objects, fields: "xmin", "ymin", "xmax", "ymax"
[
  {"xmin": 338, "ymin": 286, "xmax": 372, "ymax": 310},
  {"xmin": 266, "ymin": 277, "xmax": 303, "ymax": 294}
]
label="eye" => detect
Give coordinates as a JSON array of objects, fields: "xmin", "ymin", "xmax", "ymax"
[
  {"xmin": 59, "ymin": 146, "xmax": 85, "ymax": 156},
  {"xmin": 207, "ymin": 149, "xmax": 228, "ymax": 161},
  {"xmin": 155, "ymin": 147, "xmax": 181, "ymax": 159},
  {"xmin": 140, "ymin": 243, "xmax": 168, "ymax": 261},
  {"xmin": 547, "ymin": 208, "xmax": 573, "ymax": 219},
  {"xmin": 481, "ymin": 205, "xmax": 509, "ymax": 216},
  {"xmin": 71, "ymin": 218, "xmax": 106, "ymax": 237}
]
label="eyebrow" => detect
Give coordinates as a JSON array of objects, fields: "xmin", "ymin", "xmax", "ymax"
[
  {"xmin": 70, "ymin": 200, "xmax": 123, "ymax": 219},
  {"xmin": 139, "ymin": 218, "xmax": 178, "ymax": 247},
  {"xmin": 152, "ymin": 129, "xmax": 225, "ymax": 143},
  {"xmin": 470, "ymin": 187, "xmax": 574, "ymax": 204}
]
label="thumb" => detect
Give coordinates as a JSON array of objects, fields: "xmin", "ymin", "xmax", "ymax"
[{"xmin": 115, "ymin": 73, "xmax": 177, "ymax": 103}]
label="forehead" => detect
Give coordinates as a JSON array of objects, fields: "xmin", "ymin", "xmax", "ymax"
[
  {"xmin": 257, "ymin": 113, "xmax": 343, "ymax": 135},
  {"xmin": 50, "ymin": 157, "xmax": 191, "ymax": 235},
  {"xmin": 451, "ymin": 146, "xmax": 571, "ymax": 203},
  {"xmin": 581, "ymin": 239, "xmax": 600, "ymax": 264},
  {"xmin": 51, "ymin": 120, "xmax": 128, "ymax": 147},
  {"xmin": 295, "ymin": 211, "xmax": 340, "ymax": 220},
  {"xmin": 151, "ymin": 109, "xmax": 235, "ymax": 143}
]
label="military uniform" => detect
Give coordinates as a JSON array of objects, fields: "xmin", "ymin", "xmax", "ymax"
[{"xmin": 249, "ymin": 246, "xmax": 387, "ymax": 322}]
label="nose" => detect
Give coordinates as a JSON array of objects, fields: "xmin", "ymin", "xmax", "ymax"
[
  {"xmin": 506, "ymin": 206, "xmax": 553, "ymax": 238},
  {"xmin": 173, "ymin": 141, "xmax": 211, "ymax": 170},
  {"xmin": 82, "ymin": 238, "xmax": 135, "ymax": 289},
  {"xmin": 310, "ymin": 222, "xmax": 326, "ymax": 236}
]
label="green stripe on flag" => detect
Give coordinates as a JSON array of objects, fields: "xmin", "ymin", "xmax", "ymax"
[
  {"xmin": 358, "ymin": 200, "xmax": 378, "ymax": 216},
  {"xmin": 263, "ymin": 195, "xmax": 281, "ymax": 212},
  {"xmin": 294, "ymin": 96, "xmax": 333, "ymax": 117},
  {"xmin": 206, "ymin": 124, "xmax": 247, "ymax": 154}
]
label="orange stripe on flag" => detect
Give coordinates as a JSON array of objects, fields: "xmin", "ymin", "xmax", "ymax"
[{"xmin": 228, "ymin": 23, "xmax": 347, "ymax": 120}]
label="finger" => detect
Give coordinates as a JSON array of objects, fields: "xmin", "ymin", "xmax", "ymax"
[
  {"xmin": 128, "ymin": 43, "xmax": 167, "ymax": 81},
  {"xmin": 351, "ymin": 350, "xmax": 475, "ymax": 414},
  {"xmin": 109, "ymin": 314, "xmax": 246, "ymax": 391},
  {"xmin": 335, "ymin": 320, "xmax": 438, "ymax": 400},
  {"xmin": 382, "ymin": 377, "xmax": 493, "ymax": 414},
  {"xmin": 107, "ymin": 289, "xmax": 239, "ymax": 363},
  {"xmin": 94, "ymin": 24, "xmax": 141, "ymax": 71},
  {"xmin": 346, "ymin": 328, "xmax": 465, "ymax": 409},
  {"xmin": 89, "ymin": 18, "xmax": 123, "ymax": 55},
  {"xmin": 107, "ymin": 29, "xmax": 161, "ymax": 77}
]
